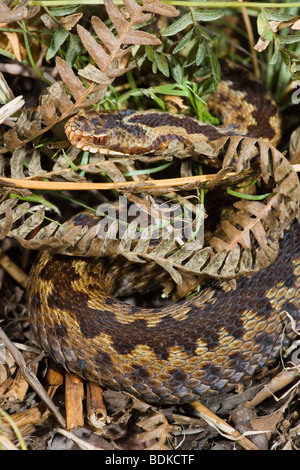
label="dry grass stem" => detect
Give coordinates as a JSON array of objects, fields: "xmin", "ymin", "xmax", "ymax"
[
  {"xmin": 190, "ymin": 400, "xmax": 261, "ymax": 450},
  {"xmin": 0, "ymin": 165, "xmax": 298, "ymax": 192},
  {"xmin": 245, "ymin": 368, "xmax": 300, "ymax": 409},
  {"xmin": 0, "ymin": 249, "xmax": 28, "ymax": 288}
]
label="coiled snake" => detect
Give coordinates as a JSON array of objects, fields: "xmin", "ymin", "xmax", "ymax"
[{"xmin": 26, "ymin": 63, "xmax": 300, "ymax": 404}]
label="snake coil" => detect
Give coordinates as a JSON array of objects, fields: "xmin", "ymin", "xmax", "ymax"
[{"xmin": 27, "ymin": 62, "xmax": 300, "ymax": 404}]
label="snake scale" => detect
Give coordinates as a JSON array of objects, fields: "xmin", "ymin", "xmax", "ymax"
[{"xmin": 26, "ymin": 62, "xmax": 300, "ymax": 404}]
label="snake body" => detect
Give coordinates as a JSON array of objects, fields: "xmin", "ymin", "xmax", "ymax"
[
  {"xmin": 26, "ymin": 63, "xmax": 300, "ymax": 404},
  {"xmin": 27, "ymin": 223, "xmax": 300, "ymax": 404}
]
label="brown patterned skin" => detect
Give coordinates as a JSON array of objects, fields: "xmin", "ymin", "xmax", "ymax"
[
  {"xmin": 65, "ymin": 62, "xmax": 281, "ymax": 156},
  {"xmin": 27, "ymin": 221, "xmax": 300, "ymax": 404},
  {"xmin": 27, "ymin": 63, "xmax": 298, "ymax": 404}
]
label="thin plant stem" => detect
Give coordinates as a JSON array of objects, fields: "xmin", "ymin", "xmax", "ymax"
[
  {"xmin": 24, "ymin": 0, "xmax": 300, "ymax": 7},
  {"xmin": 21, "ymin": 20, "xmax": 51, "ymax": 84},
  {"xmin": 165, "ymin": 1, "xmax": 300, "ymax": 7},
  {"xmin": 238, "ymin": 0, "xmax": 260, "ymax": 78},
  {"xmin": 1, "ymin": 164, "xmax": 299, "ymax": 191}
]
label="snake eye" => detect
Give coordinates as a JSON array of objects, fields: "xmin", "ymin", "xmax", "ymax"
[{"xmin": 93, "ymin": 136, "xmax": 106, "ymax": 146}]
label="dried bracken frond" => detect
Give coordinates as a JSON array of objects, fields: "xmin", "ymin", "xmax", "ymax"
[
  {"xmin": 0, "ymin": 0, "xmax": 299, "ymax": 291},
  {"xmin": 74, "ymin": 0, "xmax": 178, "ymax": 81},
  {"xmin": 0, "ymin": 133, "xmax": 298, "ymax": 287}
]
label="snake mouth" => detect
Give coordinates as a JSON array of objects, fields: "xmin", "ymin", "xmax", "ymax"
[{"xmin": 65, "ymin": 121, "xmax": 129, "ymax": 155}]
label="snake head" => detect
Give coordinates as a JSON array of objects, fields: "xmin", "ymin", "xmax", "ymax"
[
  {"xmin": 65, "ymin": 108, "xmax": 202, "ymax": 155},
  {"xmin": 65, "ymin": 109, "xmax": 135, "ymax": 155}
]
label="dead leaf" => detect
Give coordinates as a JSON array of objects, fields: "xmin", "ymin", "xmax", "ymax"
[
  {"xmin": 123, "ymin": 0, "xmax": 153, "ymax": 24},
  {"xmin": 269, "ymin": 17, "xmax": 299, "ymax": 33},
  {"xmin": 289, "ymin": 126, "xmax": 300, "ymax": 164},
  {"xmin": 78, "ymin": 64, "xmax": 113, "ymax": 87},
  {"xmin": 142, "ymin": 0, "xmax": 179, "ymax": 18},
  {"xmin": 77, "ymin": 25, "xmax": 110, "ymax": 72},
  {"xmin": 123, "ymin": 29, "xmax": 161, "ymax": 45},
  {"xmin": 0, "ymin": 96, "xmax": 25, "ymax": 125},
  {"xmin": 254, "ymin": 37, "xmax": 270, "ymax": 52},
  {"xmin": 3, "ymin": 32, "xmax": 22, "ymax": 62},
  {"xmin": 251, "ymin": 388, "xmax": 297, "ymax": 439},
  {"xmin": 91, "ymin": 16, "xmax": 128, "ymax": 59},
  {"xmin": 56, "ymin": 57, "xmax": 87, "ymax": 101},
  {"xmin": 59, "ymin": 13, "xmax": 83, "ymax": 31},
  {"xmin": 105, "ymin": 0, "xmax": 132, "ymax": 35},
  {"xmin": 291, "ymin": 18, "xmax": 300, "ymax": 30},
  {"xmin": 0, "ymin": 2, "xmax": 39, "ymax": 25}
]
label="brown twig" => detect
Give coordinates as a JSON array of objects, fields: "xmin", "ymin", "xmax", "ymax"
[
  {"xmin": 86, "ymin": 382, "xmax": 108, "ymax": 429},
  {"xmin": 0, "ymin": 406, "xmax": 41, "ymax": 441},
  {"xmin": 0, "ymin": 249, "xmax": 28, "ymax": 288},
  {"xmin": 65, "ymin": 372, "xmax": 85, "ymax": 430},
  {"xmin": 245, "ymin": 367, "xmax": 300, "ymax": 409},
  {"xmin": 0, "ymin": 173, "xmax": 229, "ymax": 190},
  {"xmin": 56, "ymin": 428, "xmax": 105, "ymax": 450},
  {"xmin": 190, "ymin": 400, "xmax": 261, "ymax": 450},
  {"xmin": 0, "ymin": 326, "xmax": 66, "ymax": 428}
]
